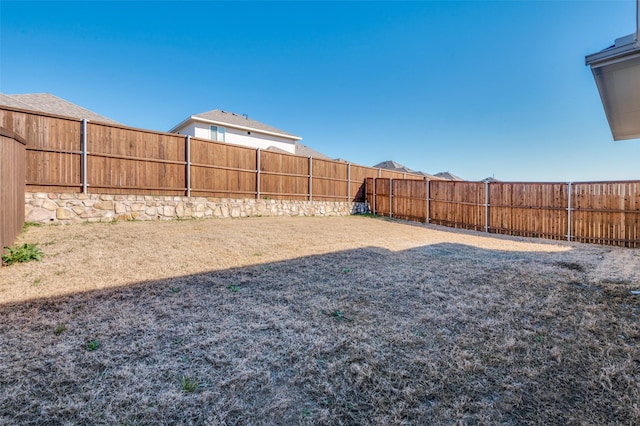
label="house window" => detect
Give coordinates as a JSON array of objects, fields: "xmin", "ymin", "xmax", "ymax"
[{"xmin": 210, "ymin": 125, "xmax": 226, "ymax": 142}]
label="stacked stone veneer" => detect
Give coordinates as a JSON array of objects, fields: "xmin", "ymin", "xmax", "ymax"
[{"xmin": 25, "ymin": 192, "xmax": 370, "ymax": 224}]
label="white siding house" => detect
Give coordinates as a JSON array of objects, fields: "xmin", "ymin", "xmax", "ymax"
[{"xmin": 169, "ymin": 109, "xmax": 301, "ymax": 154}]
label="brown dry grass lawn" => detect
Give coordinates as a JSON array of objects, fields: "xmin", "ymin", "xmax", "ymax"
[{"xmin": 1, "ymin": 216, "xmax": 639, "ymax": 425}]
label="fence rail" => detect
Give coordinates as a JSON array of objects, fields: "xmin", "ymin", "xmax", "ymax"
[
  {"xmin": 0, "ymin": 106, "xmax": 424, "ymax": 201},
  {"xmin": 0, "ymin": 127, "xmax": 26, "ymax": 250},
  {"xmin": 366, "ymin": 178, "xmax": 640, "ymax": 248}
]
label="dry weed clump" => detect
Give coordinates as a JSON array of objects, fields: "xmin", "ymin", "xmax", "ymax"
[{"xmin": 0, "ymin": 216, "xmax": 638, "ymax": 424}]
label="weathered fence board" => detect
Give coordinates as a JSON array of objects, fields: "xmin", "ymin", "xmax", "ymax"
[
  {"xmin": 0, "ymin": 128, "xmax": 26, "ymax": 250},
  {"xmin": 259, "ymin": 150, "xmax": 309, "ymax": 200},
  {"xmin": 429, "ymin": 181, "xmax": 485, "ymax": 231},
  {"xmin": 87, "ymin": 122, "xmax": 186, "ymax": 195},
  {"xmin": 571, "ymin": 181, "xmax": 640, "ymax": 247},
  {"xmin": 190, "ymin": 137, "xmax": 256, "ymax": 198},
  {"xmin": 311, "ymin": 158, "xmax": 349, "ymax": 201},
  {"xmin": 488, "ymin": 183, "xmax": 568, "ymax": 240}
]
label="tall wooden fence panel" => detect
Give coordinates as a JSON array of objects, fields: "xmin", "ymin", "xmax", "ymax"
[
  {"xmin": 366, "ymin": 178, "xmax": 640, "ymax": 247},
  {"xmin": 488, "ymin": 182, "xmax": 568, "ymax": 240},
  {"xmin": 392, "ymin": 179, "xmax": 428, "ymax": 222},
  {"xmin": 311, "ymin": 158, "xmax": 349, "ymax": 201},
  {"xmin": 571, "ymin": 181, "xmax": 640, "ymax": 247},
  {"xmin": 430, "ymin": 180, "xmax": 485, "ymax": 231},
  {"xmin": 352, "ymin": 166, "xmax": 379, "ymax": 202},
  {"xmin": 374, "ymin": 178, "xmax": 391, "ymax": 216},
  {"xmin": 4, "ymin": 107, "xmax": 638, "ymax": 247},
  {"xmin": 87, "ymin": 122, "xmax": 186, "ymax": 195},
  {"xmin": 190, "ymin": 137, "xmax": 257, "ymax": 198},
  {"xmin": 0, "ymin": 128, "xmax": 26, "ymax": 250},
  {"xmin": 0, "ymin": 108, "xmax": 82, "ymax": 193},
  {"xmin": 259, "ymin": 150, "xmax": 309, "ymax": 200},
  {"xmin": 1, "ymin": 106, "xmax": 392, "ymax": 202}
]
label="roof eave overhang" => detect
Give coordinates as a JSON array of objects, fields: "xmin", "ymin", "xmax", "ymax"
[{"xmin": 586, "ymin": 33, "xmax": 640, "ymax": 141}]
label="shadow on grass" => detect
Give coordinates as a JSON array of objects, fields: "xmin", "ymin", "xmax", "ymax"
[{"xmin": 1, "ymin": 243, "xmax": 638, "ymax": 425}]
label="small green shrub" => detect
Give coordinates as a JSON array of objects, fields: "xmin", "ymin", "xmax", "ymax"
[
  {"xmin": 2, "ymin": 243, "xmax": 43, "ymax": 266},
  {"xmin": 54, "ymin": 324, "xmax": 67, "ymax": 335},
  {"xmin": 227, "ymin": 285, "xmax": 241, "ymax": 292},
  {"xmin": 87, "ymin": 340, "xmax": 100, "ymax": 351},
  {"xmin": 180, "ymin": 376, "xmax": 199, "ymax": 393}
]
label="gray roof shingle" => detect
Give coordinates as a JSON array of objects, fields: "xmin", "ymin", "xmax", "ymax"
[
  {"xmin": 434, "ymin": 171, "xmax": 464, "ymax": 181},
  {"xmin": 0, "ymin": 93, "xmax": 121, "ymax": 125},
  {"xmin": 373, "ymin": 160, "xmax": 441, "ymax": 179}
]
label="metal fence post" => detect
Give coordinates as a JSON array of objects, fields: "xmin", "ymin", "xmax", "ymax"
[
  {"xmin": 426, "ymin": 178, "xmax": 430, "ymax": 223},
  {"xmin": 185, "ymin": 135, "xmax": 191, "ymax": 197},
  {"xmin": 347, "ymin": 162, "xmax": 351, "ymax": 201},
  {"xmin": 485, "ymin": 180, "xmax": 490, "ymax": 233},
  {"xmin": 309, "ymin": 156, "xmax": 313, "ymax": 201},
  {"xmin": 389, "ymin": 177, "xmax": 393, "ymax": 218},
  {"xmin": 81, "ymin": 119, "xmax": 88, "ymax": 194},
  {"xmin": 256, "ymin": 148, "xmax": 261, "ymax": 199},
  {"xmin": 567, "ymin": 181, "xmax": 572, "ymax": 241},
  {"xmin": 373, "ymin": 178, "xmax": 377, "ymax": 215}
]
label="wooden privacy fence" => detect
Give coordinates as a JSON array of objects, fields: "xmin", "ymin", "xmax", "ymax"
[
  {"xmin": 0, "ymin": 128, "xmax": 26, "ymax": 250},
  {"xmin": 0, "ymin": 106, "xmax": 423, "ymax": 201},
  {"xmin": 366, "ymin": 178, "xmax": 640, "ymax": 248}
]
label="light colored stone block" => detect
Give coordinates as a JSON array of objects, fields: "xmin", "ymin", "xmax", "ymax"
[
  {"xmin": 94, "ymin": 200, "xmax": 114, "ymax": 210},
  {"xmin": 176, "ymin": 202, "xmax": 185, "ymax": 217},
  {"xmin": 115, "ymin": 203, "xmax": 127, "ymax": 214},
  {"xmin": 26, "ymin": 207, "xmax": 53, "ymax": 223},
  {"xmin": 56, "ymin": 208, "xmax": 74, "ymax": 220}
]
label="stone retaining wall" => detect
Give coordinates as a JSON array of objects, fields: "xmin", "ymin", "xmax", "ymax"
[{"xmin": 25, "ymin": 192, "xmax": 370, "ymax": 224}]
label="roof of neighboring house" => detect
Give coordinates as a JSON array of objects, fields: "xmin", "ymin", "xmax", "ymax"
[
  {"xmin": 373, "ymin": 160, "xmax": 441, "ymax": 179},
  {"xmin": 294, "ymin": 142, "xmax": 332, "ymax": 159},
  {"xmin": 481, "ymin": 176, "xmax": 500, "ymax": 183},
  {"xmin": 0, "ymin": 93, "xmax": 33, "ymax": 109},
  {"xmin": 434, "ymin": 171, "xmax": 464, "ymax": 181},
  {"xmin": 170, "ymin": 109, "xmax": 301, "ymax": 141},
  {"xmin": 0, "ymin": 93, "xmax": 121, "ymax": 125},
  {"xmin": 264, "ymin": 142, "xmax": 332, "ymax": 160}
]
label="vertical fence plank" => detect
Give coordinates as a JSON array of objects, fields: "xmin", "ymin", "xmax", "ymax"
[{"xmin": 0, "ymin": 128, "xmax": 26, "ymax": 250}]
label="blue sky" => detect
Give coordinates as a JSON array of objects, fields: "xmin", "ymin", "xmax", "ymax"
[{"xmin": 1, "ymin": 1, "xmax": 639, "ymax": 181}]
